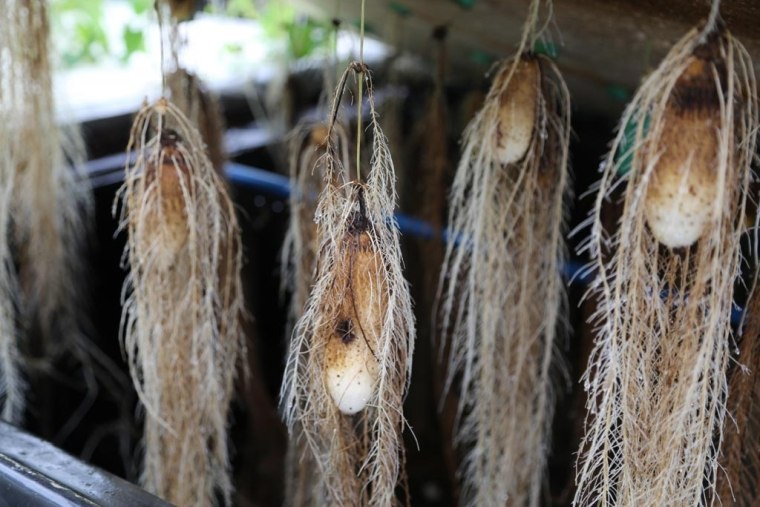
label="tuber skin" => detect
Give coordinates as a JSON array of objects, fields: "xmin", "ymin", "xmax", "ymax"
[
  {"xmin": 494, "ymin": 56, "xmax": 540, "ymax": 166},
  {"xmin": 135, "ymin": 130, "xmax": 192, "ymax": 269},
  {"xmin": 644, "ymin": 54, "xmax": 722, "ymax": 248},
  {"xmin": 323, "ymin": 194, "xmax": 384, "ymax": 416}
]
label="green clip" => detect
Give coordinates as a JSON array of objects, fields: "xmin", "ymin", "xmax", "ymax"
[
  {"xmin": 533, "ymin": 40, "xmax": 558, "ymax": 59},
  {"xmin": 616, "ymin": 112, "xmax": 650, "ymax": 176},
  {"xmin": 470, "ymin": 49, "xmax": 495, "ymax": 66},
  {"xmin": 606, "ymin": 84, "xmax": 631, "ymax": 103},
  {"xmin": 389, "ymin": 2, "xmax": 411, "ymax": 16},
  {"xmin": 454, "ymin": 0, "xmax": 477, "ymax": 9}
]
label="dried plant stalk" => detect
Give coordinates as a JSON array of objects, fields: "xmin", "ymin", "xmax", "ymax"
[
  {"xmin": 574, "ymin": 21, "xmax": 758, "ymax": 506},
  {"xmin": 717, "ymin": 288, "xmax": 760, "ymax": 505},
  {"xmin": 437, "ymin": 50, "xmax": 570, "ymax": 506},
  {"xmin": 280, "ymin": 65, "xmax": 415, "ymax": 506},
  {"xmin": 0, "ymin": 0, "xmax": 92, "ymax": 423},
  {"xmin": 115, "ymin": 99, "xmax": 245, "ymax": 506},
  {"xmin": 166, "ymin": 68, "xmax": 227, "ymax": 172}
]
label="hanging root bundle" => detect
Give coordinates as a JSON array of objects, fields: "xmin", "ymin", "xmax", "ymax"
[
  {"xmin": 281, "ymin": 123, "xmax": 350, "ymax": 326},
  {"xmin": 379, "ymin": 57, "xmax": 407, "ymax": 207},
  {"xmin": 115, "ymin": 99, "xmax": 245, "ymax": 506},
  {"xmin": 280, "ymin": 122, "xmax": 350, "ymax": 506},
  {"xmin": 437, "ymin": 45, "xmax": 570, "ymax": 504},
  {"xmin": 280, "ymin": 63, "xmax": 415, "ymax": 506},
  {"xmin": 574, "ymin": 16, "xmax": 758, "ymax": 506},
  {"xmin": 280, "ymin": 26, "xmax": 351, "ymax": 503},
  {"xmin": 717, "ymin": 287, "xmax": 760, "ymax": 505},
  {"xmin": 0, "ymin": 0, "xmax": 92, "ymax": 423},
  {"xmin": 166, "ymin": 68, "xmax": 227, "ymax": 173}
]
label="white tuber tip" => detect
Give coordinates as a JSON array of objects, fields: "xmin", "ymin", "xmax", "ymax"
[
  {"xmin": 325, "ymin": 357, "xmax": 378, "ymax": 415},
  {"xmin": 644, "ymin": 185, "xmax": 715, "ymax": 248}
]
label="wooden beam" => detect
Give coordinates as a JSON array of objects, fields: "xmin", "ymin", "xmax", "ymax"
[{"xmin": 289, "ymin": 0, "xmax": 760, "ymax": 115}]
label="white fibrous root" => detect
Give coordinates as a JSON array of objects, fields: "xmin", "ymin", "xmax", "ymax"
[
  {"xmin": 437, "ymin": 50, "xmax": 571, "ymax": 506},
  {"xmin": 281, "ymin": 123, "xmax": 350, "ymax": 326},
  {"xmin": 280, "ymin": 65, "xmax": 415, "ymax": 506},
  {"xmin": 0, "ymin": 0, "xmax": 92, "ymax": 423},
  {"xmin": 115, "ymin": 99, "xmax": 246, "ymax": 507},
  {"xmin": 280, "ymin": 122, "xmax": 349, "ymax": 506},
  {"xmin": 166, "ymin": 67, "xmax": 227, "ymax": 173},
  {"xmin": 574, "ymin": 21, "xmax": 758, "ymax": 507}
]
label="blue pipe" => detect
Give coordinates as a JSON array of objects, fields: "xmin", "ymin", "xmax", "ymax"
[
  {"xmin": 91, "ymin": 160, "xmax": 746, "ymax": 327},
  {"xmin": 222, "ymin": 163, "xmax": 746, "ymax": 327}
]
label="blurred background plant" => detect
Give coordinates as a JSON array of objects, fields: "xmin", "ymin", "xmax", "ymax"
[
  {"xmin": 50, "ymin": 0, "xmax": 331, "ymax": 70},
  {"xmin": 209, "ymin": 0, "xmax": 332, "ymax": 60},
  {"xmin": 50, "ymin": 0, "xmax": 150, "ymax": 68}
]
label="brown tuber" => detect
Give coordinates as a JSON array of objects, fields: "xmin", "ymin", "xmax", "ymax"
[
  {"xmin": 494, "ymin": 56, "xmax": 540, "ymax": 166},
  {"xmin": 134, "ymin": 130, "xmax": 192, "ymax": 269},
  {"xmin": 323, "ymin": 227, "xmax": 383, "ymax": 415},
  {"xmin": 644, "ymin": 53, "xmax": 722, "ymax": 248}
]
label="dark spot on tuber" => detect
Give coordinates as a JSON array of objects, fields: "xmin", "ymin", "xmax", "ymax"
[{"xmin": 337, "ymin": 319, "xmax": 356, "ymax": 344}]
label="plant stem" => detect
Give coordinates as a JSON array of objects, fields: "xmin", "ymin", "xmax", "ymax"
[{"xmin": 356, "ymin": 0, "xmax": 365, "ymax": 181}]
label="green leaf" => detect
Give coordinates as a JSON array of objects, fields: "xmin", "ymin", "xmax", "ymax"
[
  {"xmin": 260, "ymin": 3, "xmax": 297, "ymax": 39},
  {"xmin": 225, "ymin": 0, "xmax": 258, "ymax": 18},
  {"xmin": 122, "ymin": 26, "xmax": 146, "ymax": 61},
  {"xmin": 51, "ymin": 0, "xmax": 110, "ymax": 68},
  {"xmin": 129, "ymin": 0, "xmax": 152, "ymax": 15}
]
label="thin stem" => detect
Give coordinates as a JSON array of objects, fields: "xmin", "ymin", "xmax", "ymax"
[
  {"xmin": 433, "ymin": 26, "xmax": 448, "ymax": 90},
  {"xmin": 704, "ymin": 0, "xmax": 721, "ymax": 35},
  {"xmin": 356, "ymin": 0, "xmax": 365, "ymax": 182},
  {"xmin": 333, "ymin": 19, "xmax": 340, "ymax": 87},
  {"xmin": 518, "ymin": 0, "xmax": 543, "ymax": 55},
  {"xmin": 155, "ymin": 1, "xmax": 166, "ymax": 94}
]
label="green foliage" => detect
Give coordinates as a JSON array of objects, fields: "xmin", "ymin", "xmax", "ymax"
[
  {"xmin": 51, "ymin": 0, "xmax": 110, "ymax": 67},
  {"xmin": 122, "ymin": 26, "xmax": 146, "ymax": 62},
  {"xmin": 122, "ymin": 0, "xmax": 148, "ymax": 62},
  {"xmin": 221, "ymin": 1, "xmax": 331, "ymax": 60},
  {"xmin": 285, "ymin": 17, "xmax": 329, "ymax": 59},
  {"xmin": 51, "ymin": 0, "xmax": 329, "ymax": 69},
  {"xmin": 50, "ymin": 0, "xmax": 148, "ymax": 68},
  {"xmin": 224, "ymin": 0, "xmax": 259, "ymax": 18},
  {"xmin": 130, "ymin": 0, "xmax": 153, "ymax": 15}
]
